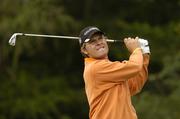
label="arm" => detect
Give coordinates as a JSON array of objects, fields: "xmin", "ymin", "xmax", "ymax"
[
  {"xmin": 93, "ymin": 48, "xmax": 143, "ymax": 83},
  {"xmin": 128, "ymin": 54, "xmax": 150, "ymax": 96}
]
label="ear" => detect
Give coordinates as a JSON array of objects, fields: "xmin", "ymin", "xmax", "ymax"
[{"xmin": 81, "ymin": 46, "xmax": 88, "ymax": 55}]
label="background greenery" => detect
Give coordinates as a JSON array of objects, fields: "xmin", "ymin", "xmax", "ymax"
[{"xmin": 0, "ymin": 0, "xmax": 180, "ymax": 119}]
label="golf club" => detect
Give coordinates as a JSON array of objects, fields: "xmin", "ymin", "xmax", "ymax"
[{"xmin": 8, "ymin": 33, "xmax": 123, "ymax": 46}]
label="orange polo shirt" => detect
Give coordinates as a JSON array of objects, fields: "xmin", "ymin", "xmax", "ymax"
[{"xmin": 83, "ymin": 49, "xmax": 150, "ymax": 119}]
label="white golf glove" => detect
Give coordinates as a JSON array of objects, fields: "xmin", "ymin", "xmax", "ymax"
[{"xmin": 138, "ymin": 38, "xmax": 150, "ymax": 54}]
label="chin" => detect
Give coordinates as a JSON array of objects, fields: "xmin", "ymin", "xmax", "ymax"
[{"xmin": 95, "ymin": 53, "xmax": 108, "ymax": 59}]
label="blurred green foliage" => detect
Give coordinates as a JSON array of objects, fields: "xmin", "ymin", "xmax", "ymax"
[{"xmin": 0, "ymin": 0, "xmax": 180, "ymax": 119}]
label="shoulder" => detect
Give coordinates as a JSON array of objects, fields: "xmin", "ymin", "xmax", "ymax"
[{"xmin": 92, "ymin": 59, "xmax": 123, "ymax": 71}]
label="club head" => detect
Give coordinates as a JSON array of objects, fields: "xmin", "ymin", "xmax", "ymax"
[{"xmin": 9, "ymin": 33, "xmax": 23, "ymax": 46}]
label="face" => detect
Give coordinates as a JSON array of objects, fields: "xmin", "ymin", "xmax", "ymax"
[{"xmin": 81, "ymin": 33, "xmax": 109, "ymax": 59}]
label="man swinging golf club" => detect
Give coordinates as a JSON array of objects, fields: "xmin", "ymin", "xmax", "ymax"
[{"xmin": 79, "ymin": 26, "xmax": 150, "ymax": 119}]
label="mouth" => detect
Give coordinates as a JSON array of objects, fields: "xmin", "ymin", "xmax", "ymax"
[{"xmin": 96, "ymin": 46, "xmax": 105, "ymax": 51}]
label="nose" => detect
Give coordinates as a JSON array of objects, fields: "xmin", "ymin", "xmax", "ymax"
[{"xmin": 95, "ymin": 39, "xmax": 103, "ymax": 45}]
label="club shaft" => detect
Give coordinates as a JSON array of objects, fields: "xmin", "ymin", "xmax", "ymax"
[
  {"xmin": 106, "ymin": 39, "xmax": 123, "ymax": 43},
  {"xmin": 8, "ymin": 33, "xmax": 123, "ymax": 47},
  {"xmin": 23, "ymin": 33, "xmax": 79, "ymax": 40},
  {"xmin": 23, "ymin": 33, "xmax": 123, "ymax": 43}
]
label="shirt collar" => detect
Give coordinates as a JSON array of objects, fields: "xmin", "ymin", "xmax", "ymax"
[
  {"xmin": 84, "ymin": 58, "xmax": 97, "ymax": 63},
  {"xmin": 84, "ymin": 57, "xmax": 108, "ymax": 63}
]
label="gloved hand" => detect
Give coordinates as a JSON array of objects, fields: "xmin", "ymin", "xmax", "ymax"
[{"xmin": 138, "ymin": 38, "xmax": 150, "ymax": 54}]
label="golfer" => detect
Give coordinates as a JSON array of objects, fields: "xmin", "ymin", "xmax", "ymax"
[{"xmin": 79, "ymin": 26, "xmax": 150, "ymax": 119}]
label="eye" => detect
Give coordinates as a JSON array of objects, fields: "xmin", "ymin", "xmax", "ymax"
[
  {"xmin": 88, "ymin": 35, "xmax": 107, "ymax": 44},
  {"xmin": 88, "ymin": 39, "xmax": 96, "ymax": 43},
  {"xmin": 104, "ymin": 36, "xmax": 108, "ymax": 39}
]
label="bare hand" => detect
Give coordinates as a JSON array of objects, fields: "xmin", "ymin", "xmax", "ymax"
[{"xmin": 124, "ymin": 37, "xmax": 140, "ymax": 53}]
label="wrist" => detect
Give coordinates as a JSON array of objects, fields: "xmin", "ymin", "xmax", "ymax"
[{"xmin": 132, "ymin": 47, "xmax": 142, "ymax": 54}]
